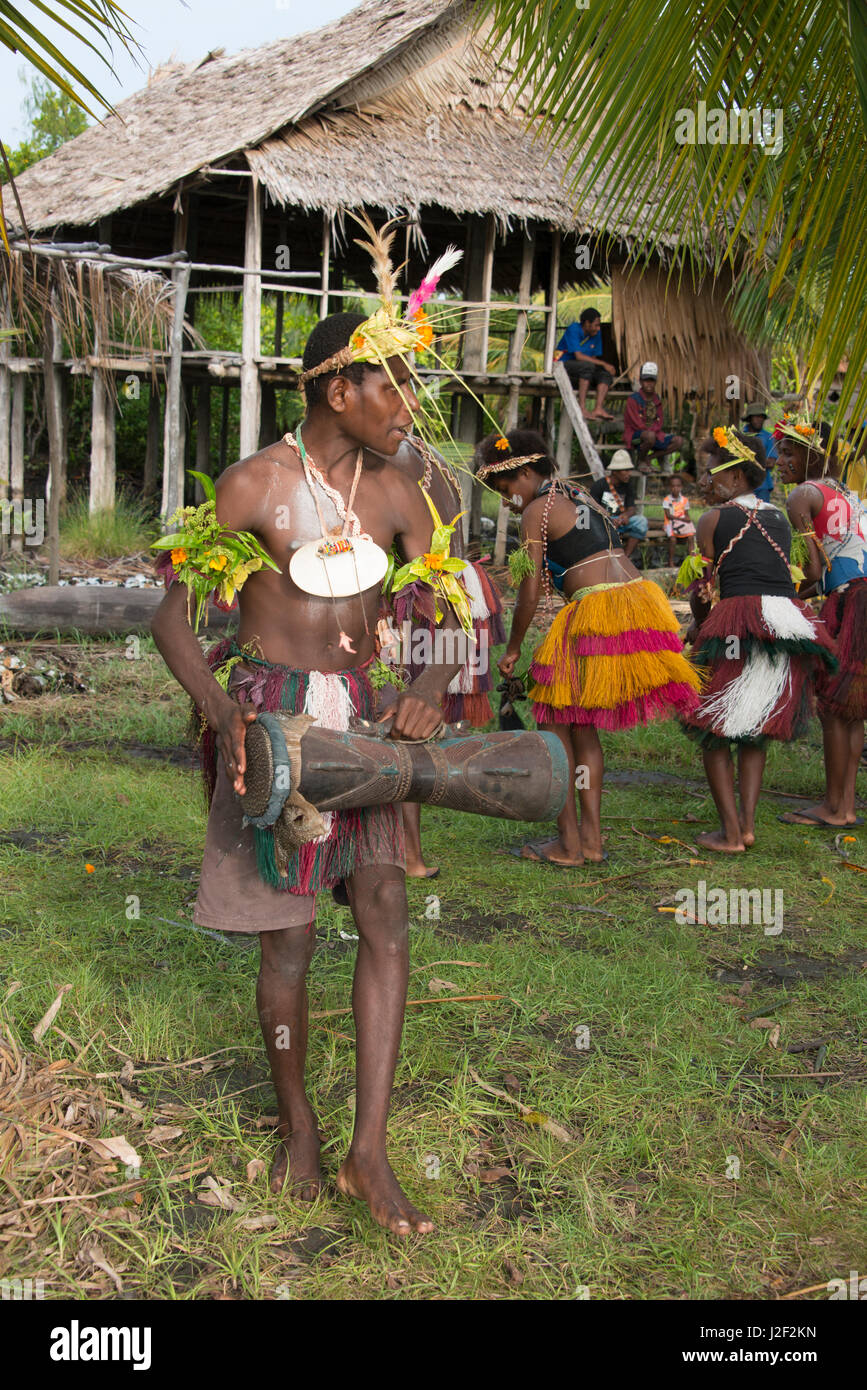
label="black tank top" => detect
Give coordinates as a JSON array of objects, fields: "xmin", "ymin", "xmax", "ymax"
[
  {"xmin": 541, "ymin": 481, "xmax": 622, "ymax": 571},
  {"xmin": 713, "ymin": 503, "xmax": 794, "ymax": 599}
]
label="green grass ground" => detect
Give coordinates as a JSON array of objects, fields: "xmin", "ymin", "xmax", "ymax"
[{"xmin": 0, "ymin": 631, "xmax": 864, "ymax": 1300}]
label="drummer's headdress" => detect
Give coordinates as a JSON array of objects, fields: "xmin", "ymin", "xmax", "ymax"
[{"xmin": 298, "ymin": 214, "xmax": 462, "ymax": 385}]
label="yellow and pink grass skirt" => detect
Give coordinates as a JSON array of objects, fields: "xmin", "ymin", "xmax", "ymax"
[{"xmin": 529, "ymin": 578, "xmax": 700, "ymax": 730}]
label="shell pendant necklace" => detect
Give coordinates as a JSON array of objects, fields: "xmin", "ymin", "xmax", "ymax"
[{"xmin": 286, "ymin": 429, "xmax": 388, "ymax": 653}]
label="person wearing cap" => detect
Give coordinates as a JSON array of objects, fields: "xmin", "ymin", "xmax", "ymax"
[
  {"xmin": 589, "ymin": 451, "xmax": 649, "ymax": 558},
  {"xmin": 623, "ymin": 362, "xmax": 685, "ymax": 472},
  {"xmin": 554, "ymin": 307, "xmax": 617, "ymax": 421},
  {"xmin": 742, "ymin": 403, "xmax": 778, "ymax": 502}
]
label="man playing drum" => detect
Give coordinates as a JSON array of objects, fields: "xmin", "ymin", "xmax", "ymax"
[{"xmin": 152, "ymin": 308, "xmax": 464, "ymax": 1238}]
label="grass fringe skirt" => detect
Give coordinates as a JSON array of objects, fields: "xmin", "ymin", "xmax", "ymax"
[
  {"xmin": 199, "ymin": 641, "xmax": 404, "ymax": 894},
  {"xmin": 682, "ymin": 593, "xmax": 837, "ymax": 749},
  {"xmin": 816, "ymin": 577, "xmax": 867, "ymax": 721},
  {"xmin": 529, "ymin": 578, "xmax": 701, "ymax": 729}
]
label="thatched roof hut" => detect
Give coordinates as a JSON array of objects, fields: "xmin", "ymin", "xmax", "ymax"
[{"xmin": 5, "ymin": 0, "xmax": 769, "ymax": 524}]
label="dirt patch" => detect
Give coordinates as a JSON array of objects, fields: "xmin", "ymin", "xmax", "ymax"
[
  {"xmin": 436, "ymin": 909, "xmax": 530, "ymax": 942},
  {"xmin": 0, "ymin": 829, "xmax": 71, "ymax": 850},
  {"xmin": 0, "ymin": 735, "xmax": 196, "ymax": 766},
  {"xmin": 712, "ymin": 948, "xmax": 867, "ymax": 987}
]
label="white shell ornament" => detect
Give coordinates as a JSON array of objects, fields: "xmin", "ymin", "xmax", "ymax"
[{"xmin": 289, "ymin": 535, "xmax": 389, "ymax": 597}]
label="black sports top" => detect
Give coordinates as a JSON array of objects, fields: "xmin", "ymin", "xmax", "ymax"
[
  {"xmin": 712, "ymin": 502, "xmax": 794, "ymax": 599},
  {"xmin": 540, "ymin": 481, "xmax": 622, "ymax": 591}
]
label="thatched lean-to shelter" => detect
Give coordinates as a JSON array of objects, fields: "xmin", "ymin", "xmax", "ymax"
[{"xmin": 3, "ymin": 0, "xmax": 769, "ymax": 538}]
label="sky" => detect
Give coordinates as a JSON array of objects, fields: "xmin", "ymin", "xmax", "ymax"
[{"xmin": 0, "ymin": 0, "xmax": 358, "ymax": 143}]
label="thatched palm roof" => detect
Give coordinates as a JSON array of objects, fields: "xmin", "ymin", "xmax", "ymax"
[{"xmin": 11, "ymin": 0, "xmax": 460, "ymax": 232}]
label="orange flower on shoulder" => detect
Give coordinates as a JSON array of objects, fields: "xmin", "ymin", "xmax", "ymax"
[
  {"xmin": 423, "ymin": 552, "xmax": 445, "ymax": 571},
  {"xmin": 171, "ymin": 548, "xmax": 187, "ymax": 566}
]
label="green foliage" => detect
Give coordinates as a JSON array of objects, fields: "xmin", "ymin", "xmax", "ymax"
[
  {"xmin": 4, "ymin": 72, "xmax": 88, "ymax": 180},
  {"xmin": 480, "ymin": 0, "xmax": 867, "ymax": 439},
  {"xmin": 508, "ymin": 540, "xmax": 537, "ymax": 588},
  {"xmin": 58, "ymin": 489, "xmax": 158, "ymax": 562}
]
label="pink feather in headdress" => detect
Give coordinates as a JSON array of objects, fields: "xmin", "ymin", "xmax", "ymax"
[{"xmin": 407, "ymin": 245, "xmax": 463, "ymax": 317}]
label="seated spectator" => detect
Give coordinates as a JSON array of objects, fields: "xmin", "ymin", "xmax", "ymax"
[
  {"xmin": 662, "ymin": 472, "xmax": 696, "ymax": 566},
  {"xmin": 589, "ymin": 450, "xmax": 648, "ymax": 559},
  {"xmin": 554, "ymin": 306, "xmax": 617, "ymax": 421},
  {"xmin": 742, "ymin": 403, "xmax": 778, "ymax": 502},
  {"xmin": 623, "ymin": 362, "xmax": 685, "ymax": 472}
]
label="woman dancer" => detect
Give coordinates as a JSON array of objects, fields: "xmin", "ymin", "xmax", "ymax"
[
  {"xmin": 480, "ymin": 430, "xmax": 700, "ymax": 867},
  {"xmin": 683, "ymin": 428, "xmax": 837, "ymax": 851},
  {"xmin": 776, "ymin": 417, "xmax": 867, "ymax": 827}
]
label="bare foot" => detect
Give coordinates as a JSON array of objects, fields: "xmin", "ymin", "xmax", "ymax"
[
  {"xmin": 405, "ymin": 861, "xmax": 440, "ymax": 879},
  {"xmin": 778, "ymin": 804, "xmax": 851, "ymax": 827},
  {"xmin": 520, "ymin": 837, "xmax": 584, "ymax": 867},
  {"xmin": 591, "ymin": 409, "xmax": 615, "ymax": 421},
  {"xmin": 696, "ymin": 829, "xmax": 745, "ymax": 854},
  {"xmin": 270, "ymin": 1126, "xmax": 322, "ymax": 1201},
  {"xmin": 738, "ymin": 818, "xmax": 756, "ymax": 848},
  {"xmin": 336, "ymin": 1152, "xmax": 434, "ymax": 1236}
]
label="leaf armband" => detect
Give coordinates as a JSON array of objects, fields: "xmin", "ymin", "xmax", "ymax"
[
  {"xmin": 389, "ymin": 486, "xmax": 474, "ymax": 639},
  {"xmin": 151, "ymin": 470, "xmax": 280, "ymax": 631}
]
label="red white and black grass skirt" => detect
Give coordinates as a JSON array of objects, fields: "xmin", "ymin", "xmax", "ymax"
[
  {"xmin": 815, "ymin": 577, "xmax": 867, "ymax": 722},
  {"xmin": 683, "ymin": 593, "xmax": 837, "ymax": 749}
]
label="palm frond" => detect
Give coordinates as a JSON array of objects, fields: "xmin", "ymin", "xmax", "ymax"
[{"xmin": 478, "ymin": 0, "xmax": 867, "ymax": 435}]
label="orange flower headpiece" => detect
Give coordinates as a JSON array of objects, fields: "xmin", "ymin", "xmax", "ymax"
[
  {"xmin": 709, "ymin": 426, "xmax": 760, "ymax": 473},
  {"xmin": 772, "ymin": 411, "xmax": 823, "ymax": 451}
]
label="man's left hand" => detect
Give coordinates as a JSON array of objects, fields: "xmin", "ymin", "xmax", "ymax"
[{"xmin": 380, "ymin": 690, "xmax": 442, "ymax": 741}]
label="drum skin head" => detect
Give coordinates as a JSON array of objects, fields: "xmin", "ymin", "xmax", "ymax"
[{"xmin": 238, "ymin": 714, "xmax": 292, "ymax": 827}]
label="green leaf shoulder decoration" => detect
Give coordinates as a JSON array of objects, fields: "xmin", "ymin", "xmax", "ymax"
[
  {"xmin": 389, "ymin": 486, "xmax": 475, "ymax": 639},
  {"xmin": 508, "ymin": 539, "xmax": 537, "ymax": 588},
  {"xmin": 151, "ymin": 470, "xmax": 281, "ymax": 632}
]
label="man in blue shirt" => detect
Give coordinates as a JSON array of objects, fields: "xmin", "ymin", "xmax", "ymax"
[
  {"xmin": 554, "ymin": 306, "xmax": 617, "ymax": 421},
  {"xmin": 742, "ymin": 403, "xmax": 778, "ymax": 503}
]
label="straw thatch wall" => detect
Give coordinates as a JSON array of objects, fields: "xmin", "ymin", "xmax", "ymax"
[{"xmin": 611, "ymin": 264, "xmax": 770, "ymax": 429}]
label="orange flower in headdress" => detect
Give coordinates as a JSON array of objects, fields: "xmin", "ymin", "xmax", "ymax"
[
  {"xmin": 412, "ymin": 309, "xmax": 433, "ymax": 350},
  {"xmin": 713, "ymin": 427, "xmax": 728, "ymax": 448},
  {"xmin": 495, "ymin": 436, "xmax": 510, "ymax": 451}
]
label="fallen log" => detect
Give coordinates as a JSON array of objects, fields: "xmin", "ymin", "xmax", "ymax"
[{"xmin": 0, "ymin": 585, "xmax": 237, "ymax": 637}]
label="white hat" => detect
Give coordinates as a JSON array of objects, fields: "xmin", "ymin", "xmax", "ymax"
[
  {"xmin": 640, "ymin": 361, "xmax": 658, "ymax": 379},
  {"xmin": 608, "ymin": 449, "xmax": 634, "ymax": 471}
]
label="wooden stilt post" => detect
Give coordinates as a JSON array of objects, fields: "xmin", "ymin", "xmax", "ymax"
[
  {"xmin": 44, "ymin": 282, "xmax": 64, "ymax": 585},
  {"xmin": 495, "ymin": 230, "xmax": 536, "ymax": 563},
  {"xmin": 196, "ymin": 382, "xmax": 211, "ymax": 486},
  {"xmin": 239, "ymin": 177, "xmax": 263, "ymax": 458},
  {"xmin": 161, "ymin": 260, "xmax": 191, "ymax": 519},
  {"xmin": 219, "ymin": 383, "xmax": 230, "ymax": 472},
  {"xmin": 89, "ymin": 268, "xmax": 116, "ymax": 516},
  {"xmin": 143, "ymin": 381, "xmax": 161, "ymax": 500},
  {"xmin": 543, "ymin": 227, "xmax": 561, "ymax": 376},
  {"xmin": 456, "ymin": 213, "xmax": 495, "ymax": 544},
  {"xmin": 10, "ymin": 372, "xmax": 24, "ymax": 554},
  {"xmin": 319, "ymin": 213, "xmax": 331, "ymax": 321},
  {"xmin": 0, "ymin": 303, "xmax": 10, "ymax": 508}
]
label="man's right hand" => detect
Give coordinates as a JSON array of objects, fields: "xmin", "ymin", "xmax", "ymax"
[{"xmin": 212, "ymin": 698, "xmax": 258, "ymax": 795}]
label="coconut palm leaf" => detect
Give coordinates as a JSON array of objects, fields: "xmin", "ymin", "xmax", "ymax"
[
  {"xmin": 478, "ymin": 0, "xmax": 867, "ymax": 434},
  {"xmin": 0, "ymin": 0, "xmax": 137, "ymax": 118}
]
